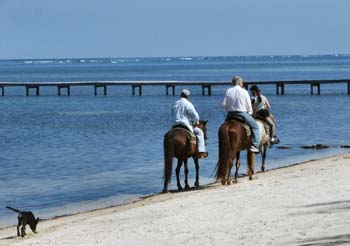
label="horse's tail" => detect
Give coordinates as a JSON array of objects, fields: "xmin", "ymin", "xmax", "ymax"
[
  {"xmin": 163, "ymin": 134, "xmax": 174, "ymax": 186},
  {"xmin": 6, "ymin": 206, "xmax": 21, "ymax": 213},
  {"xmin": 215, "ymin": 122, "xmax": 231, "ymax": 181}
]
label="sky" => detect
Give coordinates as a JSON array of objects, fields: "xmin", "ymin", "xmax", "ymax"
[{"xmin": 1, "ymin": 0, "xmax": 350, "ymax": 59}]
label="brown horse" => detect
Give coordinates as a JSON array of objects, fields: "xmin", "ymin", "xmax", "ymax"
[
  {"xmin": 215, "ymin": 119, "xmax": 270, "ymax": 185},
  {"xmin": 163, "ymin": 120, "xmax": 207, "ymax": 192}
]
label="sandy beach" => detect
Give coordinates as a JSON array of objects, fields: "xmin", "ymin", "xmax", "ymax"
[{"xmin": 1, "ymin": 154, "xmax": 350, "ymax": 246}]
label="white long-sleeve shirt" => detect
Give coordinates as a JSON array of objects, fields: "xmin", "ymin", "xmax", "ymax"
[
  {"xmin": 172, "ymin": 97, "xmax": 199, "ymax": 132},
  {"xmin": 222, "ymin": 85, "xmax": 253, "ymax": 114}
]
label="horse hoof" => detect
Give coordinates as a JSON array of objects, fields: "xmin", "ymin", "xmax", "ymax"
[
  {"xmin": 177, "ymin": 186, "xmax": 183, "ymax": 191},
  {"xmin": 249, "ymin": 175, "xmax": 257, "ymax": 180},
  {"xmin": 194, "ymin": 181, "xmax": 199, "ymax": 187},
  {"xmin": 185, "ymin": 184, "xmax": 190, "ymax": 190},
  {"xmin": 162, "ymin": 189, "xmax": 168, "ymax": 193}
]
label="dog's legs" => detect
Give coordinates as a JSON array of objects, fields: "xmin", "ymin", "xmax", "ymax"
[
  {"xmin": 16, "ymin": 219, "xmax": 20, "ymax": 236},
  {"xmin": 21, "ymin": 225, "xmax": 26, "ymax": 237}
]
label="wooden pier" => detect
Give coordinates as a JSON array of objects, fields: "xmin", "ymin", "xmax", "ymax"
[{"xmin": 0, "ymin": 79, "xmax": 349, "ymax": 96}]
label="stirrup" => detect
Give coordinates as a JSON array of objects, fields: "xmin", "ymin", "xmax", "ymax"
[
  {"xmin": 198, "ymin": 152, "xmax": 208, "ymax": 159},
  {"xmin": 271, "ymin": 137, "xmax": 280, "ymax": 145},
  {"xmin": 250, "ymin": 145, "xmax": 259, "ymax": 153}
]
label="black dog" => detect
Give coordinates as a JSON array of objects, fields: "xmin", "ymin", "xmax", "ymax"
[{"xmin": 6, "ymin": 206, "xmax": 39, "ymax": 237}]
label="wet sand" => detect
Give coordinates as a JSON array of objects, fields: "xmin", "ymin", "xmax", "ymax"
[{"xmin": 1, "ymin": 154, "xmax": 350, "ymax": 246}]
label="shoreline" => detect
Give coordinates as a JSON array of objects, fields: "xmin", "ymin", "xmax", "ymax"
[
  {"xmin": 0, "ymin": 153, "xmax": 342, "ymax": 230},
  {"xmin": 1, "ymin": 153, "xmax": 350, "ymax": 245},
  {"xmin": 1, "ymin": 148, "xmax": 347, "ymax": 229}
]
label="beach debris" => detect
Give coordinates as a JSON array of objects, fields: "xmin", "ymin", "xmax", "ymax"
[{"xmin": 301, "ymin": 144, "xmax": 329, "ymax": 149}]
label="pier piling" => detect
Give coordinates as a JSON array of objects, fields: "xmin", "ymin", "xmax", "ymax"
[
  {"xmin": 310, "ymin": 82, "xmax": 321, "ymax": 95},
  {"xmin": 26, "ymin": 85, "xmax": 40, "ymax": 96},
  {"xmin": 132, "ymin": 84, "xmax": 142, "ymax": 96},
  {"xmin": 165, "ymin": 84, "xmax": 175, "ymax": 96},
  {"xmin": 201, "ymin": 84, "xmax": 212, "ymax": 96},
  {"xmin": 58, "ymin": 85, "xmax": 71, "ymax": 96},
  {"xmin": 94, "ymin": 84, "xmax": 107, "ymax": 96},
  {"xmin": 276, "ymin": 83, "xmax": 285, "ymax": 95}
]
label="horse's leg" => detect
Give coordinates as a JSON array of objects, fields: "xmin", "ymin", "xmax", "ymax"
[
  {"xmin": 247, "ymin": 150, "xmax": 256, "ymax": 180},
  {"xmin": 226, "ymin": 150, "xmax": 236, "ymax": 185},
  {"xmin": 226, "ymin": 154, "xmax": 235, "ymax": 185},
  {"xmin": 163, "ymin": 137, "xmax": 174, "ymax": 193},
  {"xmin": 194, "ymin": 156, "xmax": 200, "ymax": 187},
  {"xmin": 261, "ymin": 144, "xmax": 267, "ymax": 172},
  {"xmin": 234, "ymin": 151, "xmax": 241, "ymax": 183},
  {"xmin": 163, "ymin": 181, "xmax": 168, "ymax": 193},
  {"xmin": 184, "ymin": 159, "xmax": 190, "ymax": 190},
  {"xmin": 175, "ymin": 159, "xmax": 183, "ymax": 190}
]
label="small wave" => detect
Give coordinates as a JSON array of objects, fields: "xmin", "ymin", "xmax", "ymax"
[
  {"xmin": 88, "ymin": 59, "xmax": 103, "ymax": 63},
  {"xmin": 111, "ymin": 59, "xmax": 126, "ymax": 63},
  {"xmin": 179, "ymin": 57, "xmax": 193, "ymax": 61},
  {"xmin": 24, "ymin": 60, "xmax": 54, "ymax": 64}
]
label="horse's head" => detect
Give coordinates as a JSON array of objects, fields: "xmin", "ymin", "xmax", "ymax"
[{"xmin": 198, "ymin": 120, "xmax": 208, "ymax": 142}]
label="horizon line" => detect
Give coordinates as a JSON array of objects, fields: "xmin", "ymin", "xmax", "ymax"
[{"xmin": 1, "ymin": 53, "xmax": 350, "ymax": 61}]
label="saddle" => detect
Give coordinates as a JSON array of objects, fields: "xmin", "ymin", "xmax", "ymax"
[
  {"xmin": 254, "ymin": 116, "xmax": 271, "ymax": 136},
  {"xmin": 225, "ymin": 113, "xmax": 251, "ymax": 136},
  {"xmin": 164, "ymin": 124, "xmax": 198, "ymax": 155}
]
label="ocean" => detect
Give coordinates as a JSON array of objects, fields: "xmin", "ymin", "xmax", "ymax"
[{"xmin": 0, "ymin": 55, "xmax": 349, "ymax": 227}]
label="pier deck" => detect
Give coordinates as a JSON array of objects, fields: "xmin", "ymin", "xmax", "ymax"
[{"xmin": 0, "ymin": 79, "xmax": 349, "ymax": 96}]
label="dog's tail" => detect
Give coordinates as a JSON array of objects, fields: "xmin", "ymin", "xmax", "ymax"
[{"xmin": 6, "ymin": 206, "xmax": 21, "ymax": 213}]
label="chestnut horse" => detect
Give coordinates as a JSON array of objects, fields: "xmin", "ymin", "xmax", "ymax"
[
  {"xmin": 163, "ymin": 120, "xmax": 207, "ymax": 192},
  {"xmin": 215, "ymin": 119, "xmax": 269, "ymax": 185}
]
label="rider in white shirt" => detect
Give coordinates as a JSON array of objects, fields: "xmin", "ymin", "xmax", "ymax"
[
  {"xmin": 173, "ymin": 89, "xmax": 208, "ymax": 158},
  {"xmin": 222, "ymin": 76, "xmax": 260, "ymax": 153}
]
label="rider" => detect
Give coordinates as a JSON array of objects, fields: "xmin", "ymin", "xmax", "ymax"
[
  {"xmin": 172, "ymin": 89, "xmax": 208, "ymax": 159},
  {"xmin": 222, "ymin": 76, "xmax": 260, "ymax": 153},
  {"xmin": 250, "ymin": 85, "xmax": 279, "ymax": 145}
]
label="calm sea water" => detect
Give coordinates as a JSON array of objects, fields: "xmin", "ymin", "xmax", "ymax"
[{"xmin": 0, "ymin": 55, "xmax": 349, "ymax": 227}]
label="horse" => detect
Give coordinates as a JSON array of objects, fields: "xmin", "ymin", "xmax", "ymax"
[
  {"xmin": 254, "ymin": 113, "xmax": 278, "ymax": 171},
  {"xmin": 163, "ymin": 120, "xmax": 207, "ymax": 193},
  {"xmin": 256, "ymin": 120, "xmax": 271, "ymax": 172},
  {"xmin": 215, "ymin": 118, "xmax": 270, "ymax": 185}
]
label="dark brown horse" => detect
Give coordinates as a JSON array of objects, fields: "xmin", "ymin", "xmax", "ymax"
[
  {"xmin": 163, "ymin": 120, "xmax": 207, "ymax": 192},
  {"xmin": 215, "ymin": 118, "xmax": 267, "ymax": 185}
]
